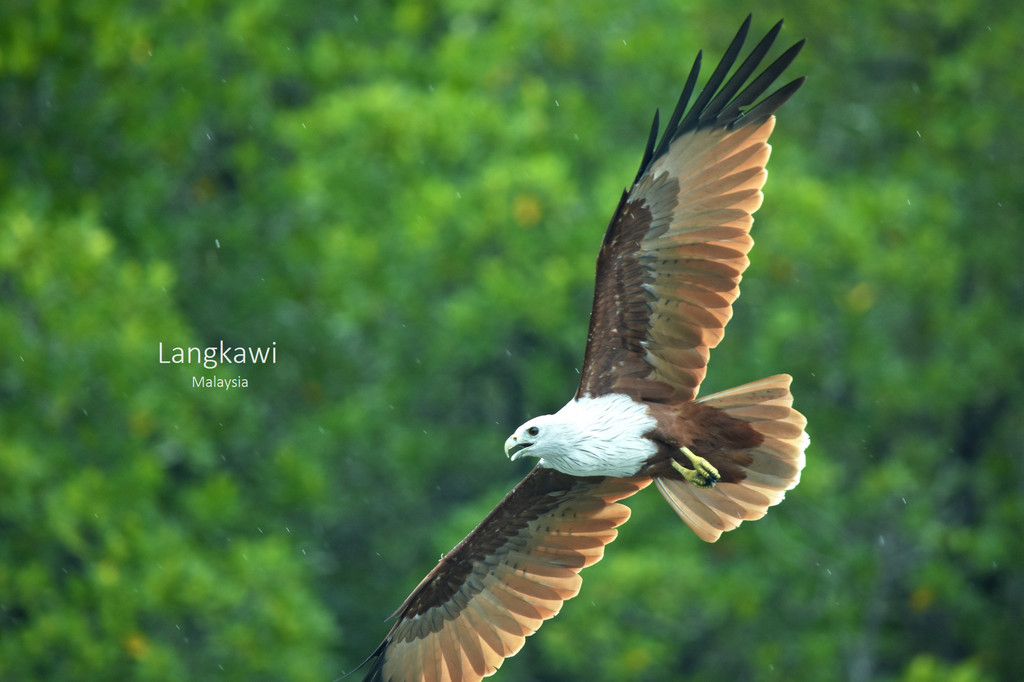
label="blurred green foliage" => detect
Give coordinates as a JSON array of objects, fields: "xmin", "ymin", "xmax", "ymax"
[{"xmin": 2, "ymin": 0, "xmax": 1022, "ymax": 680}]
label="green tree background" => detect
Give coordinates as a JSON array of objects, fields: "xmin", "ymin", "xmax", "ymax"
[{"xmin": 2, "ymin": 1, "xmax": 1021, "ymax": 680}]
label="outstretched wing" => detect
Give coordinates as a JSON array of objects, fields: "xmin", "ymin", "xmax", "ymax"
[
  {"xmin": 576, "ymin": 16, "xmax": 805, "ymax": 403},
  {"xmin": 363, "ymin": 469, "xmax": 650, "ymax": 682}
]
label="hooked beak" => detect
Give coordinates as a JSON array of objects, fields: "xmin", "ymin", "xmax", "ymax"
[{"xmin": 504, "ymin": 436, "xmax": 531, "ymax": 461}]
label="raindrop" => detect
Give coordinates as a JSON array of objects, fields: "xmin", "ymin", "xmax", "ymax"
[{"xmin": 214, "ymin": 238, "xmax": 220, "ymax": 248}]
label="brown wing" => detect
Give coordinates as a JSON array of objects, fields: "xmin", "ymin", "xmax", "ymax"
[
  {"xmin": 362, "ymin": 468, "xmax": 650, "ymax": 682},
  {"xmin": 576, "ymin": 16, "xmax": 805, "ymax": 402}
]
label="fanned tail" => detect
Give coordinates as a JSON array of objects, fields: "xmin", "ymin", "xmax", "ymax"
[{"xmin": 655, "ymin": 374, "xmax": 808, "ymax": 542}]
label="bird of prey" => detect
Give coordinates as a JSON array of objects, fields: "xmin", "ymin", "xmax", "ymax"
[{"xmin": 362, "ymin": 15, "xmax": 809, "ymax": 681}]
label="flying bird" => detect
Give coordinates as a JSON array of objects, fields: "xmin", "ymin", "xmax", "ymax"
[{"xmin": 362, "ymin": 16, "xmax": 809, "ymax": 681}]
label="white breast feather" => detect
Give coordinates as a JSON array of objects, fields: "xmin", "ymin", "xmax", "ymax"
[{"xmin": 539, "ymin": 394, "xmax": 658, "ymax": 477}]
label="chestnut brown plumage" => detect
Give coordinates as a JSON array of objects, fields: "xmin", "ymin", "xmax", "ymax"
[{"xmin": 362, "ymin": 15, "xmax": 808, "ymax": 681}]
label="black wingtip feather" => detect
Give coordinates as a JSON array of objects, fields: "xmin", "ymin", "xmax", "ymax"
[
  {"xmin": 341, "ymin": 635, "xmax": 389, "ymax": 682},
  {"xmin": 356, "ymin": 639, "xmax": 388, "ymax": 682},
  {"xmin": 700, "ymin": 20, "xmax": 785, "ymax": 127},
  {"xmin": 677, "ymin": 18, "xmax": 752, "ymax": 134},
  {"xmin": 631, "ymin": 17, "xmax": 804, "ymax": 184},
  {"xmin": 648, "ymin": 50, "xmax": 703, "ymax": 165},
  {"xmin": 717, "ymin": 38, "xmax": 806, "ymax": 126},
  {"xmin": 633, "ymin": 109, "xmax": 661, "ymax": 186},
  {"xmin": 730, "ymin": 75, "xmax": 805, "ymax": 130}
]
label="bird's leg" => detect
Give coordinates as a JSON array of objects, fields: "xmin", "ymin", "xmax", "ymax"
[{"xmin": 671, "ymin": 446, "xmax": 720, "ymax": 489}]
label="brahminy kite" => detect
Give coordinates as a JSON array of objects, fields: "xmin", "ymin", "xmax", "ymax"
[{"xmin": 362, "ymin": 15, "xmax": 809, "ymax": 681}]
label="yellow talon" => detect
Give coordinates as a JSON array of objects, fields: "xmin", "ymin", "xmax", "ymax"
[{"xmin": 671, "ymin": 446, "xmax": 720, "ymax": 488}]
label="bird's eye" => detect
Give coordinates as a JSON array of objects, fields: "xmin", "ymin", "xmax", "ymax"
[{"xmin": 527, "ymin": 426, "xmax": 540, "ymax": 437}]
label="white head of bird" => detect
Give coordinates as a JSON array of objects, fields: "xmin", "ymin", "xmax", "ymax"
[{"xmin": 503, "ymin": 394, "xmax": 658, "ymax": 478}]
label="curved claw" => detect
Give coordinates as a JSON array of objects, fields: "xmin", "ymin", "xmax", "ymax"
[{"xmin": 671, "ymin": 446, "xmax": 721, "ymax": 488}]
